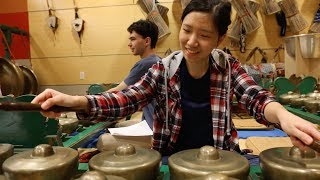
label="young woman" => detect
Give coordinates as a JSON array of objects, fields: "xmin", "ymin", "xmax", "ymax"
[{"xmin": 32, "ymin": 0, "xmax": 320, "ymax": 156}]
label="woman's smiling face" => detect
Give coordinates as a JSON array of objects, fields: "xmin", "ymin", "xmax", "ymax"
[{"xmin": 179, "ymin": 11, "xmax": 220, "ymax": 64}]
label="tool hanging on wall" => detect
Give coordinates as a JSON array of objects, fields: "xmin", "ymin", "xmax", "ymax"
[
  {"xmin": 239, "ymin": 24, "xmax": 246, "ymax": 53},
  {"xmin": 71, "ymin": 0, "xmax": 84, "ymax": 43},
  {"xmin": 46, "ymin": 0, "xmax": 58, "ymax": 34},
  {"xmin": 275, "ymin": 11, "xmax": 287, "ymax": 36},
  {"xmin": 310, "ymin": 4, "xmax": 320, "ymax": 33}
]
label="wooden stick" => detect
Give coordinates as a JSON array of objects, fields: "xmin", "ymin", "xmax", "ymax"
[
  {"xmin": 274, "ymin": 123, "xmax": 320, "ymax": 153},
  {"xmin": 0, "ymin": 102, "xmax": 85, "ymax": 113}
]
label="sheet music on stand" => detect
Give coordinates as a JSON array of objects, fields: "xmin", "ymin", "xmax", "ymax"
[{"xmin": 108, "ymin": 120, "xmax": 153, "ymax": 136}]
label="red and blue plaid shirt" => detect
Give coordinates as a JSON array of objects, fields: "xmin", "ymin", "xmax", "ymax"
[{"xmin": 78, "ymin": 50, "xmax": 276, "ymax": 155}]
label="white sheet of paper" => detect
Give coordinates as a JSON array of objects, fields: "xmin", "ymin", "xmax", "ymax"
[{"xmin": 108, "ymin": 120, "xmax": 153, "ymax": 136}]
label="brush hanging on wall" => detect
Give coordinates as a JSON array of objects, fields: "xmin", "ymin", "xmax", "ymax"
[
  {"xmin": 156, "ymin": 3, "xmax": 169, "ymax": 19},
  {"xmin": 71, "ymin": 0, "xmax": 84, "ymax": 44},
  {"xmin": 228, "ymin": 0, "xmax": 260, "ymax": 52},
  {"xmin": 277, "ymin": 0, "xmax": 308, "ymax": 33},
  {"xmin": 45, "ymin": 0, "xmax": 58, "ymax": 34},
  {"xmin": 140, "ymin": 0, "xmax": 170, "ymax": 39},
  {"xmin": 230, "ymin": 0, "xmax": 261, "ymax": 34},
  {"xmin": 137, "ymin": 0, "xmax": 168, "ymax": 19},
  {"xmin": 310, "ymin": 4, "xmax": 320, "ymax": 33},
  {"xmin": 262, "ymin": 0, "xmax": 281, "ymax": 15}
]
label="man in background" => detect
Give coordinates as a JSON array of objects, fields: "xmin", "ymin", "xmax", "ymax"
[
  {"xmin": 97, "ymin": 20, "xmax": 161, "ymax": 151},
  {"xmin": 107, "ymin": 19, "xmax": 161, "ymax": 129}
]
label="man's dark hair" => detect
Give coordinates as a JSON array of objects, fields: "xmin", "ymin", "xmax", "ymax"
[
  {"xmin": 127, "ymin": 20, "xmax": 159, "ymax": 49},
  {"xmin": 181, "ymin": 0, "xmax": 231, "ymax": 37}
]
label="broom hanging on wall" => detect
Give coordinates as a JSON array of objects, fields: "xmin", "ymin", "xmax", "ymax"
[
  {"xmin": 156, "ymin": 3, "xmax": 169, "ymax": 19},
  {"xmin": 140, "ymin": 0, "xmax": 154, "ymax": 12},
  {"xmin": 277, "ymin": 0, "xmax": 308, "ymax": 33},
  {"xmin": 139, "ymin": 0, "xmax": 170, "ymax": 39},
  {"xmin": 230, "ymin": 0, "xmax": 261, "ymax": 34},
  {"xmin": 262, "ymin": 0, "xmax": 281, "ymax": 15},
  {"xmin": 310, "ymin": 4, "xmax": 320, "ymax": 33},
  {"xmin": 228, "ymin": 0, "xmax": 260, "ymax": 50},
  {"xmin": 138, "ymin": 0, "xmax": 169, "ymax": 19}
]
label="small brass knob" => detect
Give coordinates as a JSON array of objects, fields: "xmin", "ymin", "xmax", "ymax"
[
  {"xmin": 197, "ymin": 146, "xmax": 219, "ymax": 160},
  {"xmin": 115, "ymin": 144, "xmax": 136, "ymax": 156},
  {"xmin": 31, "ymin": 144, "xmax": 54, "ymax": 157}
]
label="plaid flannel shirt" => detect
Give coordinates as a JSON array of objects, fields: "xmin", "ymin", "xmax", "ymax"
[{"xmin": 78, "ymin": 50, "xmax": 276, "ymax": 155}]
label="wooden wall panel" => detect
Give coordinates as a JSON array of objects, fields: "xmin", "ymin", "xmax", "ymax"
[
  {"xmin": 27, "ymin": 0, "xmax": 319, "ymax": 87},
  {"xmin": 28, "ymin": 0, "xmax": 62, "ymax": 12},
  {"xmin": 31, "ymin": 55, "xmax": 139, "ymax": 85},
  {"xmin": 282, "ymin": 1, "xmax": 320, "ymax": 79},
  {"xmin": 77, "ymin": 0, "xmax": 134, "ymax": 7},
  {"xmin": 29, "ymin": 10, "xmax": 82, "ymax": 58},
  {"xmin": 80, "ymin": 6, "xmax": 141, "ymax": 56},
  {"xmin": 28, "ymin": 0, "xmax": 180, "ymax": 86},
  {"xmin": 28, "ymin": 0, "xmax": 134, "ymax": 11}
]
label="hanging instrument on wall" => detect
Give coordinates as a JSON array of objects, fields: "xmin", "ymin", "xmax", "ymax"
[
  {"xmin": 72, "ymin": 0, "xmax": 84, "ymax": 43},
  {"xmin": 46, "ymin": 0, "xmax": 58, "ymax": 33}
]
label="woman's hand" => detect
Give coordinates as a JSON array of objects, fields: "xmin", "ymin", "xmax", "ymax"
[
  {"xmin": 265, "ymin": 102, "xmax": 320, "ymax": 150},
  {"xmin": 278, "ymin": 111, "xmax": 320, "ymax": 150},
  {"xmin": 31, "ymin": 89, "xmax": 88, "ymax": 118}
]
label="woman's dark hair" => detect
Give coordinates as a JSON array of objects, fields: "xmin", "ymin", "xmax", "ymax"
[
  {"xmin": 127, "ymin": 19, "xmax": 159, "ymax": 49},
  {"xmin": 181, "ymin": 0, "xmax": 231, "ymax": 37}
]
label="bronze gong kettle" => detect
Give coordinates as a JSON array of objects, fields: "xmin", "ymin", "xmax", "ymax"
[
  {"xmin": 168, "ymin": 145, "xmax": 249, "ymax": 180},
  {"xmin": 2, "ymin": 144, "xmax": 78, "ymax": 180},
  {"xmin": 0, "ymin": 144, "xmax": 13, "ymax": 174},
  {"xmin": 89, "ymin": 144, "xmax": 161, "ymax": 180},
  {"xmin": 260, "ymin": 146, "xmax": 320, "ymax": 180}
]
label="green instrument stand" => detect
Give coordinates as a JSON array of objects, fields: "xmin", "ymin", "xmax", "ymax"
[
  {"xmin": 273, "ymin": 76, "xmax": 320, "ymax": 124},
  {"xmin": 274, "ymin": 76, "xmax": 317, "ymax": 100},
  {"xmin": 284, "ymin": 105, "xmax": 320, "ymax": 124},
  {"xmin": 0, "ymin": 95, "xmax": 59, "ymax": 149},
  {"xmin": 87, "ymin": 84, "xmax": 108, "ymax": 95},
  {"xmin": 62, "ymin": 121, "xmax": 114, "ymax": 149},
  {"xmin": 87, "ymin": 83, "xmax": 130, "ymax": 120},
  {"xmin": 87, "ymin": 83, "xmax": 118, "ymax": 95}
]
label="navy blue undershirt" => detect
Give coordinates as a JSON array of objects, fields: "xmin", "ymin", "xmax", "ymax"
[{"xmin": 175, "ymin": 58, "xmax": 213, "ymax": 152}]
